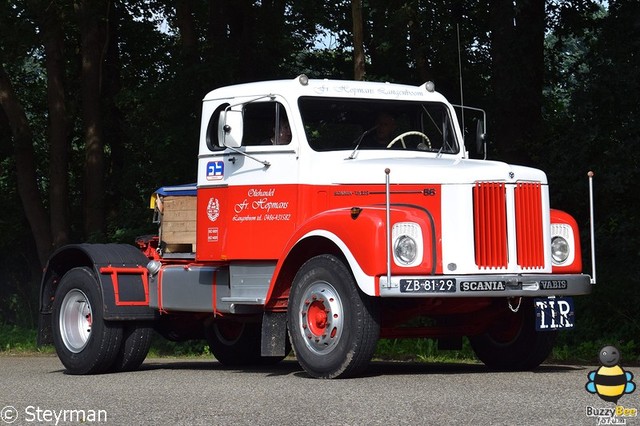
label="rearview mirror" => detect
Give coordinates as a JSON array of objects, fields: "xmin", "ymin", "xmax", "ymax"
[{"xmin": 219, "ymin": 108, "xmax": 244, "ymax": 148}]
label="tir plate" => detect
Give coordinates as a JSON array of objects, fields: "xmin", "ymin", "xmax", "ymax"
[
  {"xmin": 534, "ymin": 297, "xmax": 575, "ymax": 331},
  {"xmin": 400, "ymin": 278, "xmax": 456, "ymax": 293}
]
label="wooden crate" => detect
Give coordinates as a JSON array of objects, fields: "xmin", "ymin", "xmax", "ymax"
[{"xmin": 160, "ymin": 196, "xmax": 197, "ymax": 252}]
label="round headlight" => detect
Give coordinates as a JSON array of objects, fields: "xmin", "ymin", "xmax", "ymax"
[
  {"xmin": 394, "ymin": 235, "xmax": 417, "ymax": 265},
  {"xmin": 551, "ymin": 236, "xmax": 570, "ymax": 264}
]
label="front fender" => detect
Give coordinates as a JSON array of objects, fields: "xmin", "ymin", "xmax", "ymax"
[
  {"xmin": 550, "ymin": 209, "xmax": 583, "ymax": 273},
  {"xmin": 273, "ymin": 205, "xmax": 437, "ymax": 296}
]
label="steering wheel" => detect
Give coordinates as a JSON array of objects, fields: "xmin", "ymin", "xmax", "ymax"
[{"xmin": 387, "ymin": 131, "xmax": 431, "ymax": 149}]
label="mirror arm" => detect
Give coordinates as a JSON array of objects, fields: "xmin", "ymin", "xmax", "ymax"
[{"xmin": 222, "ymin": 141, "xmax": 271, "ymax": 168}]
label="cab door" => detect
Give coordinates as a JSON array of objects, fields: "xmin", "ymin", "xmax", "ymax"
[{"xmin": 196, "ymin": 99, "xmax": 299, "ymax": 261}]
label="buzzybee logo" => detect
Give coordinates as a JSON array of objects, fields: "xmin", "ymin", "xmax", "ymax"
[
  {"xmin": 586, "ymin": 346, "xmax": 636, "ymax": 403},
  {"xmin": 585, "ymin": 346, "xmax": 637, "ymax": 425}
]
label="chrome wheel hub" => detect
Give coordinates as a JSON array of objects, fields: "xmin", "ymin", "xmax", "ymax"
[
  {"xmin": 297, "ymin": 281, "xmax": 344, "ymax": 355},
  {"xmin": 59, "ymin": 289, "xmax": 92, "ymax": 353}
]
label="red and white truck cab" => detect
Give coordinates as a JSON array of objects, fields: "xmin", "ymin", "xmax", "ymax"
[{"xmin": 38, "ymin": 76, "xmax": 593, "ymax": 378}]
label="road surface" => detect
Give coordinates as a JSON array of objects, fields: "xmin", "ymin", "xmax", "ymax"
[{"xmin": 0, "ymin": 355, "xmax": 635, "ymax": 425}]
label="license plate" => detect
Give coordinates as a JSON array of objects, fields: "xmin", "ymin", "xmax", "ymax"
[
  {"xmin": 534, "ymin": 297, "xmax": 575, "ymax": 331},
  {"xmin": 400, "ymin": 278, "xmax": 456, "ymax": 293}
]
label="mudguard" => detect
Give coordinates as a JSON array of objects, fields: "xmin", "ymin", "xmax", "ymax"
[
  {"xmin": 38, "ymin": 244, "xmax": 157, "ymax": 345},
  {"xmin": 291, "ymin": 205, "xmax": 436, "ymax": 274},
  {"xmin": 265, "ymin": 204, "xmax": 436, "ymax": 303}
]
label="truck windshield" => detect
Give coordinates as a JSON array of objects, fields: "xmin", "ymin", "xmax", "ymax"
[{"xmin": 298, "ymin": 97, "xmax": 459, "ymax": 154}]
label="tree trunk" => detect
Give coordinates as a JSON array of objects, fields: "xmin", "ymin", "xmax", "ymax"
[
  {"xmin": 489, "ymin": 0, "xmax": 544, "ymax": 166},
  {"xmin": 207, "ymin": 0, "xmax": 232, "ymax": 86},
  {"xmin": 38, "ymin": 1, "xmax": 71, "ymax": 249},
  {"xmin": 352, "ymin": 0, "xmax": 366, "ymax": 80},
  {"xmin": 103, "ymin": 1, "xmax": 124, "ymax": 225},
  {"xmin": 176, "ymin": 0, "xmax": 199, "ymax": 66},
  {"xmin": 515, "ymin": 0, "xmax": 545, "ymax": 158},
  {"xmin": 235, "ymin": 0, "xmax": 256, "ymax": 82},
  {"xmin": 75, "ymin": 0, "xmax": 109, "ymax": 240},
  {"xmin": 0, "ymin": 65, "xmax": 52, "ymax": 266}
]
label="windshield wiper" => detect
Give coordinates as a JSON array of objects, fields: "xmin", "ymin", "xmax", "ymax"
[{"xmin": 346, "ymin": 126, "xmax": 378, "ymax": 160}]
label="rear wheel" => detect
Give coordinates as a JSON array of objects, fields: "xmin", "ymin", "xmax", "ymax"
[
  {"xmin": 52, "ymin": 267, "xmax": 122, "ymax": 374},
  {"xmin": 206, "ymin": 321, "xmax": 289, "ymax": 366},
  {"xmin": 112, "ymin": 323, "xmax": 153, "ymax": 372},
  {"xmin": 469, "ymin": 299, "xmax": 556, "ymax": 371},
  {"xmin": 288, "ymin": 254, "xmax": 379, "ymax": 379}
]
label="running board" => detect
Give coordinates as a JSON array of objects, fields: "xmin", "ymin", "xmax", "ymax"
[{"xmin": 220, "ymin": 297, "xmax": 265, "ymax": 305}]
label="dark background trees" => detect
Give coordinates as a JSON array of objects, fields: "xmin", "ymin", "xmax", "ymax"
[{"xmin": 1, "ymin": 0, "xmax": 636, "ymax": 356}]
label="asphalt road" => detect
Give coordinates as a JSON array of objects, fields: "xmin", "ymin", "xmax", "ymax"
[{"xmin": 0, "ymin": 355, "xmax": 635, "ymax": 425}]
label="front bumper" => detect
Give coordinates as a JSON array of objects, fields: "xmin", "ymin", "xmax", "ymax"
[{"xmin": 378, "ymin": 273, "xmax": 592, "ymax": 297}]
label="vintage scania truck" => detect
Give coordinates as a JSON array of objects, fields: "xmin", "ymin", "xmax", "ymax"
[{"xmin": 38, "ymin": 75, "xmax": 593, "ymax": 378}]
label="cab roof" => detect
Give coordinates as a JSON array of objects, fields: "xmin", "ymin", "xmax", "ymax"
[{"xmin": 202, "ymin": 76, "xmax": 449, "ymax": 104}]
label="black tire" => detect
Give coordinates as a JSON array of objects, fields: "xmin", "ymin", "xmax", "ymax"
[
  {"xmin": 206, "ymin": 321, "xmax": 289, "ymax": 366},
  {"xmin": 52, "ymin": 267, "xmax": 123, "ymax": 374},
  {"xmin": 469, "ymin": 299, "xmax": 557, "ymax": 371},
  {"xmin": 112, "ymin": 323, "xmax": 153, "ymax": 372},
  {"xmin": 288, "ymin": 254, "xmax": 380, "ymax": 379}
]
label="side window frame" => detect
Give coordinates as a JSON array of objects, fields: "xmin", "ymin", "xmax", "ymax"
[
  {"xmin": 205, "ymin": 103, "xmax": 230, "ymax": 151},
  {"xmin": 243, "ymin": 101, "xmax": 291, "ymax": 147}
]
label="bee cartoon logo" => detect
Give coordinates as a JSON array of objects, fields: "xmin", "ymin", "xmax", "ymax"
[{"xmin": 586, "ymin": 345, "xmax": 636, "ymax": 403}]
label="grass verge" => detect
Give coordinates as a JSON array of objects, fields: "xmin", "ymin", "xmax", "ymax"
[
  {"xmin": 375, "ymin": 338, "xmax": 477, "ymax": 363},
  {"xmin": 0, "ymin": 324, "xmax": 54, "ymax": 355},
  {"xmin": 2, "ymin": 324, "xmax": 638, "ymax": 366}
]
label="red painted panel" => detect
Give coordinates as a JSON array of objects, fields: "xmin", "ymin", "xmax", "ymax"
[
  {"xmin": 473, "ymin": 182, "xmax": 508, "ymax": 269},
  {"xmin": 196, "ymin": 186, "xmax": 228, "ymax": 260},
  {"xmin": 197, "ymin": 183, "xmax": 443, "ymax": 277},
  {"xmin": 99, "ymin": 266, "xmax": 149, "ymax": 307},
  {"xmin": 550, "ymin": 208, "xmax": 583, "ymax": 273},
  {"xmin": 515, "ymin": 182, "xmax": 544, "ymax": 269}
]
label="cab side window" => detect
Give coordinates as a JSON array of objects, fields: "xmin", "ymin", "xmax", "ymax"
[{"xmin": 243, "ymin": 102, "xmax": 291, "ymax": 146}]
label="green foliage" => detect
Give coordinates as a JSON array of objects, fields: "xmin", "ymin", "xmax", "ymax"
[
  {"xmin": 375, "ymin": 336, "xmax": 640, "ymax": 366},
  {"xmin": 541, "ymin": 2, "xmax": 640, "ymax": 360},
  {"xmin": 147, "ymin": 334, "xmax": 211, "ymax": 358},
  {"xmin": 375, "ymin": 338, "xmax": 477, "ymax": 363},
  {"xmin": 1, "ymin": 0, "xmax": 638, "ymax": 364},
  {"xmin": 553, "ymin": 339, "xmax": 639, "ymax": 365},
  {"xmin": 3, "ymin": 324, "xmax": 638, "ymax": 366},
  {"xmin": 0, "ymin": 324, "xmax": 53, "ymax": 353}
]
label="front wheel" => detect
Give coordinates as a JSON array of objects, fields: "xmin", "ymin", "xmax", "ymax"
[
  {"xmin": 52, "ymin": 267, "xmax": 123, "ymax": 374},
  {"xmin": 288, "ymin": 255, "xmax": 379, "ymax": 379},
  {"xmin": 469, "ymin": 299, "xmax": 556, "ymax": 371}
]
